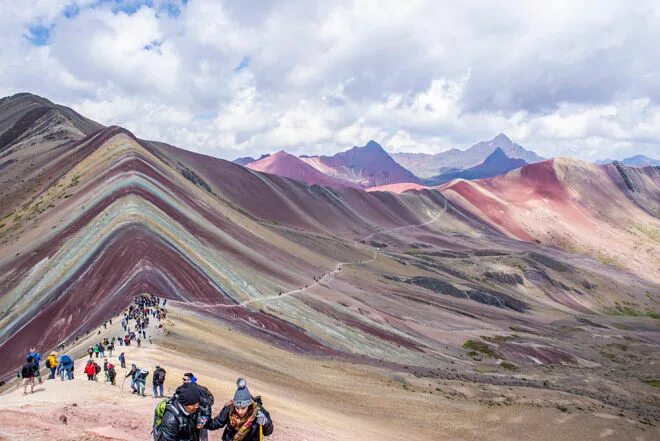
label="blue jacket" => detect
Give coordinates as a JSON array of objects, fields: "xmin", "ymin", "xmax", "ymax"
[
  {"xmin": 58, "ymin": 355, "xmax": 73, "ymax": 367},
  {"xmin": 28, "ymin": 351, "xmax": 42, "ymax": 365}
]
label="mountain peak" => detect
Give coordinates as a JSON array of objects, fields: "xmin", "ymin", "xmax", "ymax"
[
  {"xmin": 350, "ymin": 140, "xmax": 388, "ymax": 156},
  {"xmin": 364, "ymin": 140, "xmax": 384, "ymax": 150},
  {"xmin": 491, "ymin": 133, "xmax": 513, "ymax": 146},
  {"xmin": 484, "ymin": 147, "xmax": 509, "ymax": 162},
  {"xmin": 313, "ymin": 140, "xmax": 422, "ymax": 186},
  {"xmin": 2, "ymin": 92, "xmax": 53, "ymax": 105},
  {"xmin": 272, "ymin": 150, "xmax": 291, "ymax": 157}
]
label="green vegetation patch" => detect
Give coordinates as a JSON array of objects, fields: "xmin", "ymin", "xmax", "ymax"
[
  {"xmin": 500, "ymin": 361, "xmax": 518, "ymax": 370},
  {"xmin": 606, "ymin": 305, "xmax": 659, "ymax": 320},
  {"xmin": 482, "ymin": 334, "xmax": 515, "ymax": 342},
  {"xmin": 641, "ymin": 379, "xmax": 660, "ymax": 388},
  {"xmin": 633, "ymin": 224, "xmax": 660, "ymax": 243},
  {"xmin": 463, "ymin": 339, "xmax": 499, "ymax": 358}
]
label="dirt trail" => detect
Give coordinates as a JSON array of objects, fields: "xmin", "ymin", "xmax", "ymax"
[{"xmin": 171, "ymin": 200, "xmax": 448, "ymax": 311}]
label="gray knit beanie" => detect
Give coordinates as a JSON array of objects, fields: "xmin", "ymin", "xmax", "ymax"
[{"xmin": 233, "ymin": 378, "xmax": 253, "ymax": 408}]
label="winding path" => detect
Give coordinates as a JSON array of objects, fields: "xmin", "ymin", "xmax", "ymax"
[{"xmin": 173, "ymin": 198, "xmax": 449, "ymax": 310}]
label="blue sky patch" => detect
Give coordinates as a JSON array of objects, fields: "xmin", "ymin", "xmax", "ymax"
[
  {"xmin": 25, "ymin": 24, "xmax": 54, "ymax": 46},
  {"xmin": 63, "ymin": 4, "xmax": 80, "ymax": 19},
  {"xmin": 143, "ymin": 39, "xmax": 163, "ymax": 53},
  {"xmin": 234, "ymin": 56, "xmax": 251, "ymax": 72}
]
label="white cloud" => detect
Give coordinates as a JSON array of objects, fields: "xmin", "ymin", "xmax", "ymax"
[{"xmin": 0, "ymin": 0, "xmax": 658, "ymax": 161}]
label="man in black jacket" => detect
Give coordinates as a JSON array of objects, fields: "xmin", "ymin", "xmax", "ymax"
[
  {"xmin": 155, "ymin": 384, "xmax": 201, "ymax": 441},
  {"xmin": 174, "ymin": 373, "xmax": 213, "ymax": 441},
  {"xmin": 20, "ymin": 355, "xmax": 39, "ymax": 395}
]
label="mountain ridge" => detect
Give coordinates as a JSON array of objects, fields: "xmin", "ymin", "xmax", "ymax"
[
  {"xmin": 424, "ymin": 147, "xmax": 528, "ymax": 185},
  {"xmin": 393, "ymin": 133, "xmax": 544, "ymax": 178}
]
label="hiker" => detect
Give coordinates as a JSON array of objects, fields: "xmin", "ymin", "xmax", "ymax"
[
  {"xmin": 20, "ymin": 355, "xmax": 39, "ymax": 395},
  {"xmin": 108, "ymin": 342, "xmax": 114, "ymax": 357},
  {"xmin": 137, "ymin": 338, "xmax": 142, "ymax": 348},
  {"xmin": 94, "ymin": 360, "xmax": 101, "ymax": 380},
  {"xmin": 27, "ymin": 347, "xmax": 42, "ymax": 384},
  {"xmin": 46, "ymin": 351, "xmax": 58, "ymax": 379},
  {"xmin": 126, "ymin": 364, "xmax": 138, "ymax": 392},
  {"xmin": 136, "ymin": 368, "xmax": 149, "ymax": 396},
  {"xmin": 107, "ymin": 361, "xmax": 117, "ymax": 386},
  {"xmin": 85, "ymin": 359, "xmax": 96, "ymax": 381},
  {"xmin": 119, "ymin": 352, "xmax": 126, "ymax": 368},
  {"xmin": 205, "ymin": 378, "xmax": 273, "ymax": 440},
  {"xmin": 153, "ymin": 365, "xmax": 166, "ymax": 398},
  {"xmin": 98, "ymin": 342, "xmax": 105, "ymax": 358},
  {"xmin": 93, "ymin": 344, "xmax": 100, "ymax": 358},
  {"xmin": 103, "ymin": 359, "xmax": 110, "ymax": 382},
  {"xmin": 87, "ymin": 346, "xmax": 93, "ymax": 358},
  {"xmin": 57, "ymin": 354, "xmax": 74, "ymax": 380},
  {"xmin": 175, "ymin": 373, "xmax": 214, "ymax": 441},
  {"xmin": 153, "ymin": 383, "xmax": 201, "ymax": 441}
]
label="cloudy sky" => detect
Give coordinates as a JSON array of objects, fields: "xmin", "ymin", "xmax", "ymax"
[{"xmin": 1, "ymin": 0, "xmax": 659, "ymax": 160}]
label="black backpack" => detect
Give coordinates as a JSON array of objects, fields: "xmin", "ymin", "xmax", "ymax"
[
  {"xmin": 155, "ymin": 369, "xmax": 166, "ymax": 382},
  {"xmin": 197, "ymin": 384, "xmax": 214, "ymax": 409},
  {"xmin": 20, "ymin": 364, "xmax": 31, "ymax": 378},
  {"xmin": 174, "ymin": 384, "xmax": 214, "ymax": 414}
]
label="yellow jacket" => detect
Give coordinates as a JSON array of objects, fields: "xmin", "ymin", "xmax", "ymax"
[{"xmin": 47, "ymin": 355, "xmax": 58, "ymax": 368}]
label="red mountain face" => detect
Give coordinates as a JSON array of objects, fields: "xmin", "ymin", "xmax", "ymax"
[{"xmin": 246, "ymin": 150, "xmax": 361, "ymax": 188}]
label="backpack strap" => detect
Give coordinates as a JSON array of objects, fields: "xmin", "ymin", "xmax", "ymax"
[{"xmin": 166, "ymin": 402, "xmax": 188, "ymax": 433}]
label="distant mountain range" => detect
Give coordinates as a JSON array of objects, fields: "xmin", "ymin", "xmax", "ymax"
[
  {"xmin": 234, "ymin": 134, "xmax": 540, "ymax": 189},
  {"xmin": 595, "ymin": 155, "xmax": 660, "ymax": 167},
  {"xmin": 393, "ymin": 133, "xmax": 544, "ymax": 179},
  {"xmin": 239, "ymin": 140, "xmax": 422, "ymax": 188},
  {"xmin": 423, "ymin": 147, "xmax": 528, "ymax": 185},
  {"xmin": 232, "ymin": 126, "xmax": 658, "ymax": 195}
]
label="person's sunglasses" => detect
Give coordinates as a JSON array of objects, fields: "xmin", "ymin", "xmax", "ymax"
[{"xmin": 182, "ymin": 378, "xmax": 191, "ymax": 382}]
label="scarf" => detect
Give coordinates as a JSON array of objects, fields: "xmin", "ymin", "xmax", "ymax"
[{"xmin": 229, "ymin": 403, "xmax": 258, "ymax": 441}]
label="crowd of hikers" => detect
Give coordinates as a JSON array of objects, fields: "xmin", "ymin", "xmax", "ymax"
[{"xmin": 15, "ymin": 294, "xmax": 274, "ymax": 440}]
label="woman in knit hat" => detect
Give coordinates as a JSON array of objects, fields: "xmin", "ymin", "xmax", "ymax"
[{"xmin": 205, "ymin": 378, "xmax": 274, "ymax": 441}]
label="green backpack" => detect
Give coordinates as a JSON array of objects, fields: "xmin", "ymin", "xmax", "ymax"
[
  {"xmin": 153, "ymin": 399, "xmax": 169, "ymax": 428},
  {"xmin": 152, "ymin": 400, "xmax": 186, "ymax": 438}
]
